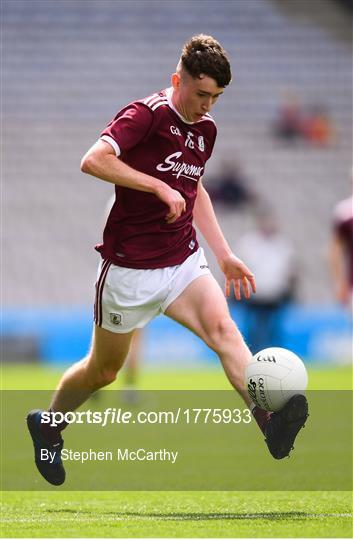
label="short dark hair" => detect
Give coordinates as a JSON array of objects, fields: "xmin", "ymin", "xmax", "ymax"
[{"xmin": 180, "ymin": 34, "xmax": 232, "ymax": 88}]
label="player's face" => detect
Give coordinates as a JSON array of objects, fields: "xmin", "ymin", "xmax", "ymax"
[{"xmin": 172, "ymin": 70, "xmax": 224, "ymax": 122}]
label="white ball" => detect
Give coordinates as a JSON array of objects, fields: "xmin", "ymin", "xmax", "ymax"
[{"xmin": 245, "ymin": 347, "xmax": 308, "ymax": 411}]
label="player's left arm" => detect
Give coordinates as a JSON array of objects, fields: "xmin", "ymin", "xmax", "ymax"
[{"xmin": 193, "ymin": 179, "xmax": 256, "ymax": 300}]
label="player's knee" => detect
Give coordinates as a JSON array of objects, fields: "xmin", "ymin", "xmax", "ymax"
[
  {"xmin": 206, "ymin": 317, "xmax": 239, "ymax": 352},
  {"xmin": 94, "ymin": 368, "xmax": 117, "ymax": 388},
  {"xmin": 84, "ymin": 361, "xmax": 118, "ymax": 390},
  {"xmin": 95, "ymin": 368, "xmax": 117, "ymax": 388}
]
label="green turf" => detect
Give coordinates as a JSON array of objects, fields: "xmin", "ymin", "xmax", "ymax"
[
  {"xmin": 1, "ymin": 364, "xmax": 352, "ymax": 537},
  {"xmin": 1, "ymin": 363, "xmax": 352, "ymax": 390},
  {"xmin": 1, "ymin": 491, "xmax": 352, "ymax": 538}
]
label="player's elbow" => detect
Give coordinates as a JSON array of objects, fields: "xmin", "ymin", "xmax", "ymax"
[{"xmin": 80, "ymin": 153, "xmax": 96, "ymax": 175}]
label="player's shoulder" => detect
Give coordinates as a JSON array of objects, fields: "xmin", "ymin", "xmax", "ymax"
[
  {"xmin": 199, "ymin": 112, "xmax": 217, "ymax": 126},
  {"xmin": 197, "ymin": 113, "xmax": 217, "ymax": 139},
  {"xmin": 111, "ymin": 98, "xmax": 154, "ymax": 122},
  {"xmin": 112, "ymin": 90, "xmax": 167, "ymax": 116},
  {"xmin": 139, "ymin": 90, "xmax": 169, "ymax": 112}
]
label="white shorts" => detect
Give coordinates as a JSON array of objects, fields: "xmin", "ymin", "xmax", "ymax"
[{"xmin": 94, "ymin": 247, "xmax": 211, "ymax": 333}]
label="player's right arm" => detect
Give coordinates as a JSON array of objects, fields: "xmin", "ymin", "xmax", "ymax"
[
  {"xmin": 329, "ymin": 231, "xmax": 349, "ymax": 304},
  {"xmin": 81, "ymin": 140, "xmax": 185, "ymax": 224}
]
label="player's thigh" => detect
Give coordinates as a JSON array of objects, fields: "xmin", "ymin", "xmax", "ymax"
[
  {"xmin": 165, "ymin": 274, "xmax": 238, "ymax": 349},
  {"xmin": 86, "ymin": 324, "xmax": 136, "ymax": 377}
]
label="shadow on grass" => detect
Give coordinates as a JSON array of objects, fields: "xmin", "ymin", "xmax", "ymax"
[{"xmin": 46, "ymin": 509, "xmax": 329, "ymax": 521}]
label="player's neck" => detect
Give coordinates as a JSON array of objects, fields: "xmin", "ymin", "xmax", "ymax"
[
  {"xmin": 172, "ymin": 95, "xmax": 187, "ymax": 119},
  {"xmin": 167, "ymin": 88, "xmax": 194, "ymax": 124}
]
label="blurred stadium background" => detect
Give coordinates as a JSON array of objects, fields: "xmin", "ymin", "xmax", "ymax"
[{"xmin": 2, "ymin": 0, "xmax": 352, "ymax": 371}]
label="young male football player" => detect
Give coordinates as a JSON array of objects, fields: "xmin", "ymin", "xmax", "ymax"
[{"xmin": 27, "ymin": 35, "xmax": 308, "ymax": 485}]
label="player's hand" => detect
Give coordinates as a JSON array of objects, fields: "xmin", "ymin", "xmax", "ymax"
[
  {"xmin": 336, "ymin": 282, "xmax": 351, "ymax": 305},
  {"xmin": 156, "ymin": 185, "xmax": 186, "ymax": 224},
  {"xmin": 218, "ymin": 253, "xmax": 256, "ymax": 300}
]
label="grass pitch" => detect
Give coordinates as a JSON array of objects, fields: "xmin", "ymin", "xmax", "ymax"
[
  {"xmin": 2, "ymin": 362, "xmax": 352, "ymax": 390},
  {"xmin": 1, "ymin": 491, "xmax": 352, "ymax": 538},
  {"xmin": 1, "ymin": 363, "xmax": 352, "ymax": 538}
]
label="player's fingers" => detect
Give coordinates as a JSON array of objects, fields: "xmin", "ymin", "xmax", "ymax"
[
  {"xmin": 167, "ymin": 212, "xmax": 181, "ymax": 223},
  {"xmin": 233, "ymin": 279, "xmax": 241, "ymax": 301},
  {"xmin": 167, "ymin": 199, "xmax": 185, "ymax": 221},
  {"xmin": 166, "ymin": 215, "xmax": 177, "ymax": 223},
  {"xmin": 225, "ymin": 278, "xmax": 230, "ymax": 297},
  {"xmin": 176, "ymin": 198, "xmax": 186, "ymax": 215},
  {"xmin": 248, "ymin": 274, "xmax": 256, "ymax": 294},
  {"xmin": 165, "ymin": 213, "xmax": 177, "ymax": 223},
  {"xmin": 166, "ymin": 201, "xmax": 178, "ymax": 220},
  {"xmin": 242, "ymin": 276, "xmax": 251, "ymax": 299},
  {"xmin": 241, "ymin": 264, "xmax": 256, "ymax": 294}
]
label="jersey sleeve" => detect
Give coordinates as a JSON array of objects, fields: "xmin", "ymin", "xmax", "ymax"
[
  {"xmin": 207, "ymin": 123, "xmax": 217, "ymax": 160},
  {"xmin": 100, "ymin": 102, "xmax": 154, "ymax": 156}
]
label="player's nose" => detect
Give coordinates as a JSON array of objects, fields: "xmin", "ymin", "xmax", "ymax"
[{"xmin": 202, "ymin": 98, "xmax": 212, "ymax": 112}]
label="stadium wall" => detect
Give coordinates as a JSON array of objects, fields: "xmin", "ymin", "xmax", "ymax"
[{"xmin": 1, "ymin": 306, "xmax": 351, "ymax": 366}]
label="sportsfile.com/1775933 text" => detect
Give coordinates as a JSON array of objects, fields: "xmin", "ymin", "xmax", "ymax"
[{"xmin": 40, "ymin": 408, "xmax": 253, "ymax": 427}]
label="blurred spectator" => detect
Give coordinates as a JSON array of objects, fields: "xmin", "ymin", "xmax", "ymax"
[
  {"xmin": 273, "ymin": 93, "xmax": 333, "ymax": 147},
  {"xmin": 206, "ymin": 161, "xmax": 258, "ymax": 209},
  {"xmin": 330, "ymin": 174, "xmax": 353, "ymax": 307},
  {"xmin": 273, "ymin": 92, "xmax": 304, "ymax": 143},
  {"xmin": 303, "ymin": 105, "xmax": 333, "ymax": 147},
  {"xmin": 233, "ymin": 209, "xmax": 297, "ymax": 353}
]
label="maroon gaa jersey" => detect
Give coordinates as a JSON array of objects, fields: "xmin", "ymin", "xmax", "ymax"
[
  {"xmin": 95, "ymin": 88, "xmax": 217, "ymax": 268},
  {"xmin": 333, "ymin": 196, "xmax": 353, "ymax": 287}
]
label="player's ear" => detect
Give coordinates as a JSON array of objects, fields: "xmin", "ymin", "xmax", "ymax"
[{"xmin": 171, "ymin": 72, "xmax": 180, "ymax": 90}]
